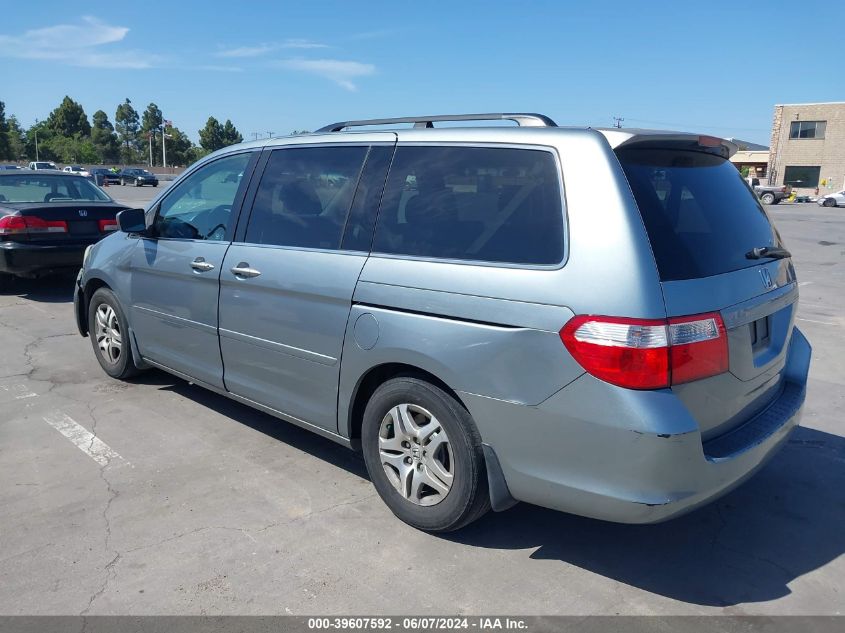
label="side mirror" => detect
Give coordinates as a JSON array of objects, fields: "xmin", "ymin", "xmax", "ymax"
[{"xmin": 117, "ymin": 208, "xmax": 148, "ymax": 234}]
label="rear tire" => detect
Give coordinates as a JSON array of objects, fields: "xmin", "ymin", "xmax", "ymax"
[
  {"xmin": 361, "ymin": 377, "xmax": 490, "ymax": 532},
  {"xmin": 120, "ymin": 178, "xmax": 126, "ymax": 186},
  {"xmin": 760, "ymin": 193, "xmax": 775, "ymax": 204},
  {"xmin": 88, "ymin": 288, "xmax": 142, "ymax": 380}
]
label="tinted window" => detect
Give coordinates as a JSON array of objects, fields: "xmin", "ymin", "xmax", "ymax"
[
  {"xmin": 341, "ymin": 145, "xmax": 394, "ymax": 251},
  {"xmin": 372, "ymin": 146, "xmax": 564, "ymax": 265},
  {"xmin": 246, "ymin": 146, "xmax": 367, "ymax": 249},
  {"xmin": 155, "ymin": 152, "xmax": 252, "ymax": 241},
  {"xmin": 783, "ymin": 165, "xmax": 821, "ymax": 188},
  {"xmin": 618, "ymin": 148, "xmax": 782, "ymax": 281}
]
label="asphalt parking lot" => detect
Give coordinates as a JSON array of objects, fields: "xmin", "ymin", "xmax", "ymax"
[{"xmin": 0, "ymin": 195, "xmax": 842, "ymax": 616}]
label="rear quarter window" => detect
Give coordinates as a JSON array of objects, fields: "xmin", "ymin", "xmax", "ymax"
[
  {"xmin": 372, "ymin": 145, "xmax": 564, "ymax": 265},
  {"xmin": 618, "ymin": 148, "xmax": 782, "ymax": 281}
]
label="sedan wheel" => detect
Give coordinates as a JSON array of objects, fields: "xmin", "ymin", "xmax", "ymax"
[
  {"xmin": 823, "ymin": 198, "xmax": 836, "ymax": 207},
  {"xmin": 761, "ymin": 193, "xmax": 775, "ymax": 204}
]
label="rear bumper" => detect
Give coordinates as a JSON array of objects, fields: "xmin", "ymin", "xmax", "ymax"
[
  {"xmin": 0, "ymin": 241, "xmax": 87, "ymax": 276},
  {"xmin": 462, "ymin": 327, "xmax": 811, "ymax": 524}
]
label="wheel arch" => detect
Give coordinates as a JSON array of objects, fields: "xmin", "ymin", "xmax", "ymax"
[{"xmin": 344, "ymin": 362, "xmax": 467, "ymax": 447}]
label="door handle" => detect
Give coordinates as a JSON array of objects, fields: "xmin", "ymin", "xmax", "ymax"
[
  {"xmin": 230, "ymin": 262, "xmax": 261, "ymax": 278},
  {"xmin": 190, "ymin": 257, "xmax": 215, "ymax": 272}
]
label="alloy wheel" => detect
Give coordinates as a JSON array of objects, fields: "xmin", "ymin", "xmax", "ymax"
[
  {"xmin": 378, "ymin": 403, "xmax": 454, "ymax": 506},
  {"xmin": 94, "ymin": 303, "xmax": 122, "ymax": 365}
]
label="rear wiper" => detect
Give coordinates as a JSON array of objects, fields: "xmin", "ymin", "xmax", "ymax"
[{"xmin": 746, "ymin": 246, "xmax": 792, "ymax": 260}]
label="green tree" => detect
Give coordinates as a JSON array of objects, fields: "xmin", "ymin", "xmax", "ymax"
[
  {"xmin": 91, "ymin": 110, "xmax": 119, "ymax": 163},
  {"xmin": 115, "ymin": 98, "xmax": 140, "ymax": 163},
  {"xmin": 25, "ymin": 120, "xmax": 55, "ymax": 161},
  {"xmin": 221, "ymin": 119, "xmax": 243, "ymax": 146},
  {"xmin": 141, "ymin": 103, "xmax": 163, "ymax": 165},
  {"xmin": 198, "ymin": 116, "xmax": 224, "ymax": 152},
  {"xmin": 6, "ymin": 115, "xmax": 26, "ymax": 161},
  {"xmin": 0, "ymin": 101, "xmax": 10, "ymax": 159},
  {"xmin": 45, "ymin": 135, "xmax": 100, "ymax": 164},
  {"xmin": 159, "ymin": 125, "xmax": 196, "ymax": 167},
  {"xmin": 46, "ymin": 96, "xmax": 91, "ymax": 138}
]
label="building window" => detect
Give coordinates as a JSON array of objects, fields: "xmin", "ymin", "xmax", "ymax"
[
  {"xmin": 783, "ymin": 166, "xmax": 821, "ymax": 188},
  {"xmin": 789, "ymin": 120, "xmax": 826, "ymax": 139}
]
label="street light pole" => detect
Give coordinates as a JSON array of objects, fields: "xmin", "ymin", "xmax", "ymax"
[
  {"xmin": 34, "ymin": 118, "xmax": 39, "ymax": 161},
  {"xmin": 149, "ymin": 132, "xmax": 153, "ymax": 167},
  {"xmin": 161, "ymin": 122, "xmax": 167, "ymax": 169}
]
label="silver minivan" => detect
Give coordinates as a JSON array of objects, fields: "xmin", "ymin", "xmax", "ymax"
[{"xmin": 74, "ymin": 113, "xmax": 811, "ymax": 532}]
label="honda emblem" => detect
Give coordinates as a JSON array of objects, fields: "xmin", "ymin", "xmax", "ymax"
[
  {"xmin": 78, "ymin": 210, "xmax": 88, "ymax": 217},
  {"xmin": 759, "ymin": 268, "xmax": 774, "ymax": 290}
]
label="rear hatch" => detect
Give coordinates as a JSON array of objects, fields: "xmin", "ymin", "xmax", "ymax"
[{"xmin": 616, "ymin": 140, "xmax": 797, "ymax": 440}]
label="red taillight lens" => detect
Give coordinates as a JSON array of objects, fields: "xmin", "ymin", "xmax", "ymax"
[
  {"xmin": 668, "ymin": 312, "xmax": 728, "ymax": 385},
  {"xmin": 0, "ymin": 216, "xmax": 28, "ymax": 235},
  {"xmin": 560, "ymin": 312, "xmax": 729, "ymax": 390},
  {"xmin": 0, "ymin": 215, "xmax": 68, "ymax": 235},
  {"xmin": 99, "ymin": 219, "xmax": 118, "ymax": 232}
]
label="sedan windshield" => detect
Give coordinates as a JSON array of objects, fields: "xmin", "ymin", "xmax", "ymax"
[{"xmin": 0, "ymin": 175, "xmax": 111, "ymax": 203}]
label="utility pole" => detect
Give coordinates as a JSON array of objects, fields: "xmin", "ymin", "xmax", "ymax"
[
  {"xmin": 161, "ymin": 119, "xmax": 171, "ymax": 169},
  {"xmin": 266, "ymin": 131, "xmax": 274, "ymax": 139},
  {"xmin": 251, "ymin": 132, "xmax": 260, "ymax": 141},
  {"xmin": 612, "ymin": 116, "xmax": 624, "ymax": 129}
]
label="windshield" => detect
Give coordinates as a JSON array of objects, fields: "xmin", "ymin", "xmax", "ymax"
[
  {"xmin": 618, "ymin": 148, "xmax": 782, "ymax": 281},
  {"xmin": 0, "ymin": 175, "xmax": 111, "ymax": 203}
]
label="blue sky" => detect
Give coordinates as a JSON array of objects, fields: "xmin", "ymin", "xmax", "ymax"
[{"xmin": 1, "ymin": 1, "xmax": 843, "ymax": 145}]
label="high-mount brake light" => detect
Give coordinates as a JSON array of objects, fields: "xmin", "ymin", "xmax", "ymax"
[{"xmin": 560, "ymin": 312, "xmax": 729, "ymax": 390}]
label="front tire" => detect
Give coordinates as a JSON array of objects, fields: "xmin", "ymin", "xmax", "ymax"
[
  {"xmin": 88, "ymin": 288, "xmax": 142, "ymax": 380},
  {"xmin": 135, "ymin": 179, "xmax": 142, "ymax": 187},
  {"xmin": 361, "ymin": 377, "xmax": 490, "ymax": 532},
  {"xmin": 823, "ymin": 198, "xmax": 836, "ymax": 207},
  {"xmin": 120, "ymin": 178, "xmax": 126, "ymax": 186}
]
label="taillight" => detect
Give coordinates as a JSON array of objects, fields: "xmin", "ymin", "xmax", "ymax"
[
  {"xmin": 98, "ymin": 219, "xmax": 118, "ymax": 232},
  {"xmin": 560, "ymin": 312, "xmax": 729, "ymax": 390},
  {"xmin": 0, "ymin": 215, "xmax": 68, "ymax": 235}
]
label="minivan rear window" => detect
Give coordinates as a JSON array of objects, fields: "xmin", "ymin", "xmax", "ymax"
[
  {"xmin": 372, "ymin": 146, "xmax": 564, "ymax": 265},
  {"xmin": 618, "ymin": 148, "xmax": 782, "ymax": 281}
]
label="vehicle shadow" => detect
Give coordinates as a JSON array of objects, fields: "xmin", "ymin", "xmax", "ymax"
[
  {"xmin": 128, "ymin": 370, "xmax": 844, "ymax": 607},
  {"xmin": 0, "ymin": 273, "xmax": 76, "ymax": 303},
  {"xmin": 445, "ymin": 425, "xmax": 845, "ymax": 607},
  {"xmin": 135, "ymin": 370, "xmax": 369, "ymax": 480}
]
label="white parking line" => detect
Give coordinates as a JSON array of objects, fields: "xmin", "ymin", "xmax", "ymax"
[
  {"xmin": 42, "ymin": 412, "xmax": 126, "ymax": 468},
  {"xmin": 796, "ymin": 317, "xmax": 839, "ymax": 327}
]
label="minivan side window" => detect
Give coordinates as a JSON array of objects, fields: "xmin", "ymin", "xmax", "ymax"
[
  {"xmin": 245, "ymin": 146, "xmax": 368, "ymax": 250},
  {"xmin": 154, "ymin": 152, "xmax": 252, "ymax": 241},
  {"xmin": 372, "ymin": 146, "xmax": 564, "ymax": 265}
]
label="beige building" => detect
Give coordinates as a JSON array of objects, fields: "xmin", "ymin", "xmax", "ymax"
[
  {"xmin": 730, "ymin": 150, "xmax": 770, "ymax": 178},
  {"xmin": 768, "ymin": 102, "xmax": 845, "ymax": 194}
]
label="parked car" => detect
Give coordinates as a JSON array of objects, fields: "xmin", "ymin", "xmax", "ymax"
[
  {"xmin": 0, "ymin": 170, "xmax": 128, "ymax": 283},
  {"xmin": 63, "ymin": 165, "xmax": 91, "ymax": 178},
  {"xmin": 118, "ymin": 168, "xmax": 158, "ymax": 187},
  {"xmin": 27, "ymin": 161, "xmax": 59, "ymax": 171},
  {"xmin": 74, "ymin": 113, "xmax": 811, "ymax": 532},
  {"xmin": 1, "ymin": 165, "xmax": 23, "ymax": 170},
  {"xmin": 748, "ymin": 178, "xmax": 790, "ymax": 204},
  {"xmin": 817, "ymin": 190, "xmax": 845, "ymax": 208},
  {"xmin": 90, "ymin": 168, "xmax": 121, "ymax": 186}
]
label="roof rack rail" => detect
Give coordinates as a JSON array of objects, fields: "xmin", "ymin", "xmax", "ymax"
[{"xmin": 315, "ymin": 113, "xmax": 557, "ymax": 133}]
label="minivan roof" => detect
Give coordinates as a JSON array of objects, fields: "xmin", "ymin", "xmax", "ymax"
[{"xmin": 225, "ymin": 113, "xmax": 738, "ymax": 158}]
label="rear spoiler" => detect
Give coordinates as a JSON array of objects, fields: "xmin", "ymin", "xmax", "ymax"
[{"xmin": 596, "ymin": 128, "xmax": 738, "ymax": 159}]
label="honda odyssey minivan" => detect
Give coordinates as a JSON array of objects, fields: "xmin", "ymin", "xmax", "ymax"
[{"xmin": 74, "ymin": 113, "xmax": 811, "ymax": 532}]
